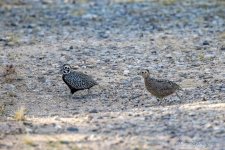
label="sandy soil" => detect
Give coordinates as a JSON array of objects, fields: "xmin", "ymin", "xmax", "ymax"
[{"xmin": 0, "ymin": 0, "xmax": 225, "ymax": 149}]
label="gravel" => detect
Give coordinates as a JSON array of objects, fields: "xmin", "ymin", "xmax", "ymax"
[{"xmin": 0, "ymin": 0, "xmax": 225, "ymax": 149}]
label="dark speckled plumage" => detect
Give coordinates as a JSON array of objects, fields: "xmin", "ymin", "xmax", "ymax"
[{"xmin": 61, "ymin": 64, "xmax": 97, "ymax": 94}]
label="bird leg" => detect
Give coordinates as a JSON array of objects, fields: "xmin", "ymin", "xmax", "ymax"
[
  {"xmin": 157, "ymin": 98, "xmax": 163, "ymax": 105},
  {"xmin": 68, "ymin": 94, "xmax": 72, "ymax": 99},
  {"xmin": 87, "ymin": 89, "xmax": 91, "ymax": 95},
  {"xmin": 176, "ymin": 92, "xmax": 181, "ymax": 100},
  {"xmin": 87, "ymin": 89, "xmax": 94, "ymax": 100}
]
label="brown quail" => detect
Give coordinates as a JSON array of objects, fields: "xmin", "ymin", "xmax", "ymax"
[
  {"xmin": 139, "ymin": 69, "xmax": 182, "ymax": 101},
  {"xmin": 61, "ymin": 64, "xmax": 98, "ymax": 95}
]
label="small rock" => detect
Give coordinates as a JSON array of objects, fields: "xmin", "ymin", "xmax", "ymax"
[
  {"xmin": 97, "ymin": 116, "xmax": 103, "ymax": 119},
  {"xmin": 202, "ymin": 97, "xmax": 207, "ymax": 101},
  {"xmin": 123, "ymin": 70, "xmax": 129, "ymax": 76},
  {"xmin": 82, "ymin": 14, "xmax": 99, "ymax": 20},
  {"xmin": 3, "ymin": 84, "xmax": 15, "ymax": 91},
  {"xmin": 151, "ymin": 51, "xmax": 157, "ymax": 55},
  {"xmin": 220, "ymin": 46, "xmax": 225, "ymax": 51},
  {"xmin": 130, "ymin": 94, "xmax": 142, "ymax": 99},
  {"xmin": 165, "ymin": 54, "xmax": 172, "ymax": 58},
  {"xmin": 55, "ymin": 124, "xmax": 62, "ymax": 130},
  {"xmin": 66, "ymin": 127, "xmax": 79, "ymax": 132},
  {"xmin": 25, "ymin": 127, "xmax": 33, "ymax": 134},
  {"xmin": 203, "ymin": 41, "xmax": 209, "ymax": 45},
  {"xmin": 60, "ymin": 141, "xmax": 69, "ymax": 144},
  {"xmin": 23, "ymin": 122, "xmax": 33, "ymax": 127},
  {"xmin": 219, "ymin": 84, "xmax": 225, "ymax": 91},
  {"xmin": 87, "ymin": 115, "xmax": 93, "ymax": 121},
  {"xmin": 72, "ymin": 112, "xmax": 79, "ymax": 115},
  {"xmin": 89, "ymin": 109, "xmax": 98, "ymax": 113},
  {"xmin": 120, "ymin": 95, "xmax": 128, "ymax": 99},
  {"xmin": 86, "ymin": 65, "xmax": 95, "ymax": 68},
  {"xmin": 36, "ymin": 123, "xmax": 61, "ymax": 134},
  {"xmin": 91, "ymin": 128, "xmax": 98, "ymax": 132},
  {"xmin": 37, "ymin": 76, "xmax": 46, "ymax": 83},
  {"xmin": 195, "ymin": 46, "xmax": 202, "ymax": 50},
  {"xmin": 98, "ymin": 32, "xmax": 109, "ymax": 39},
  {"xmin": 69, "ymin": 46, "xmax": 73, "ymax": 49}
]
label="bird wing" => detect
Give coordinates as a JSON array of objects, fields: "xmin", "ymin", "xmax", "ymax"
[
  {"xmin": 153, "ymin": 79, "xmax": 179, "ymax": 96},
  {"xmin": 71, "ymin": 72, "xmax": 97, "ymax": 89}
]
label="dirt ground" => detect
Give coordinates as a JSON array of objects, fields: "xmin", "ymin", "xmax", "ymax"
[{"xmin": 0, "ymin": 0, "xmax": 225, "ymax": 149}]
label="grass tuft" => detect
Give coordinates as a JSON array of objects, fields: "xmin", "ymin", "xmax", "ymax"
[
  {"xmin": 3, "ymin": 64, "xmax": 17, "ymax": 83},
  {"xmin": 220, "ymin": 32, "xmax": 225, "ymax": 39},
  {"xmin": 160, "ymin": 0, "xmax": 177, "ymax": 5},
  {"xmin": 14, "ymin": 106, "xmax": 27, "ymax": 121},
  {"xmin": 23, "ymin": 135, "xmax": 36, "ymax": 147},
  {"xmin": 0, "ymin": 104, "xmax": 5, "ymax": 116},
  {"xmin": 112, "ymin": 0, "xmax": 145, "ymax": 3}
]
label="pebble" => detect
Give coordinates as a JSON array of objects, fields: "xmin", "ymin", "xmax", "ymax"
[
  {"xmin": 0, "ymin": 1, "xmax": 225, "ymax": 149},
  {"xmin": 220, "ymin": 46, "xmax": 225, "ymax": 51},
  {"xmin": 3, "ymin": 84, "xmax": 15, "ymax": 91},
  {"xmin": 37, "ymin": 76, "xmax": 46, "ymax": 83},
  {"xmin": 89, "ymin": 109, "xmax": 98, "ymax": 113},
  {"xmin": 60, "ymin": 141, "xmax": 70, "ymax": 144},
  {"xmin": 203, "ymin": 41, "xmax": 210, "ymax": 45},
  {"xmin": 66, "ymin": 127, "xmax": 79, "ymax": 132},
  {"xmin": 123, "ymin": 70, "xmax": 130, "ymax": 76},
  {"xmin": 69, "ymin": 46, "xmax": 73, "ymax": 49}
]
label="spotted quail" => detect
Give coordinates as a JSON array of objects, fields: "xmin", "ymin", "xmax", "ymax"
[
  {"xmin": 61, "ymin": 64, "xmax": 98, "ymax": 95},
  {"xmin": 139, "ymin": 69, "xmax": 182, "ymax": 101}
]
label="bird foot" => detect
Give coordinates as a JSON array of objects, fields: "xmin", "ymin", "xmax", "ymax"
[{"xmin": 156, "ymin": 99, "xmax": 163, "ymax": 105}]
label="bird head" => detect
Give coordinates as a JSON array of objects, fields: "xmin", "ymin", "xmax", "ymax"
[
  {"xmin": 61, "ymin": 64, "xmax": 71, "ymax": 74},
  {"xmin": 139, "ymin": 69, "xmax": 150, "ymax": 78}
]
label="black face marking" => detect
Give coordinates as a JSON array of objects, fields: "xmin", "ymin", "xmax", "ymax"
[
  {"xmin": 63, "ymin": 70, "xmax": 69, "ymax": 74},
  {"xmin": 64, "ymin": 66, "xmax": 69, "ymax": 70},
  {"xmin": 62, "ymin": 64, "xmax": 71, "ymax": 74}
]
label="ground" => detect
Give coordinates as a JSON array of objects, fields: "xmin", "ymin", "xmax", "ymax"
[{"xmin": 0, "ymin": 0, "xmax": 225, "ymax": 149}]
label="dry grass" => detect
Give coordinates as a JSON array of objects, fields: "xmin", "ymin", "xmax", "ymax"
[
  {"xmin": 219, "ymin": 32, "xmax": 225, "ymax": 39},
  {"xmin": 14, "ymin": 106, "xmax": 27, "ymax": 121},
  {"xmin": 215, "ymin": 0, "xmax": 225, "ymax": 3},
  {"xmin": 0, "ymin": 0, "xmax": 26, "ymax": 7},
  {"xmin": 160, "ymin": 0, "xmax": 177, "ymax": 5},
  {"xmin": 70, "ymin": 9, "xmax": 86, "ymax": 16},
  {"xmin": 64, "ymin": 0, "xmax": 89, "ymax": 4},
  {"xmin": 23, "ymin": 135, "xmax": 36, "ymax": 147},
  {"xmin": 3, "ymin": 64, "xmax": 17, "ymax": 83},
  {"xmin": 3, "ymin": 64, "xmax": 16, "ymax": 76},
  {"xmin": 5, "ymin": 34, "xmax": 21, "ymax": 46},
  {"xmin": 111, "ymin": 0, "xmax": 146, "ymax": 3},
  {"xmin": 0, "ymin": 104, "xmax": 5, "ymax": 116},
  {"xmin": 111, "ymin": 0, "xmax": 178, "ymax": 5}
]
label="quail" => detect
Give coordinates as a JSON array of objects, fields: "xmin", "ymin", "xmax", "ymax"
[
  {"xmin": 139, "ymin": 69, "xmax": 182, "ymax": 101},
  {"xmin": 61, "ymin": 64, "xmax": 98, "ymax": 95}
]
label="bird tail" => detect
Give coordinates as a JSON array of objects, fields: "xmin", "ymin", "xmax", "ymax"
[
  {"xmin": 95, "ymin": 81, "xmax": 99, "ymax": 86},
  {"xmin": 177, "ymin": 85, "xmax": 183, "ymax": 91}
]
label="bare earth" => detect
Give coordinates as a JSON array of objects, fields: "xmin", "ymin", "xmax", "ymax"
[{"xmin": 0, "ymin": 0, "xmax": 225, "ymax": 149}]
